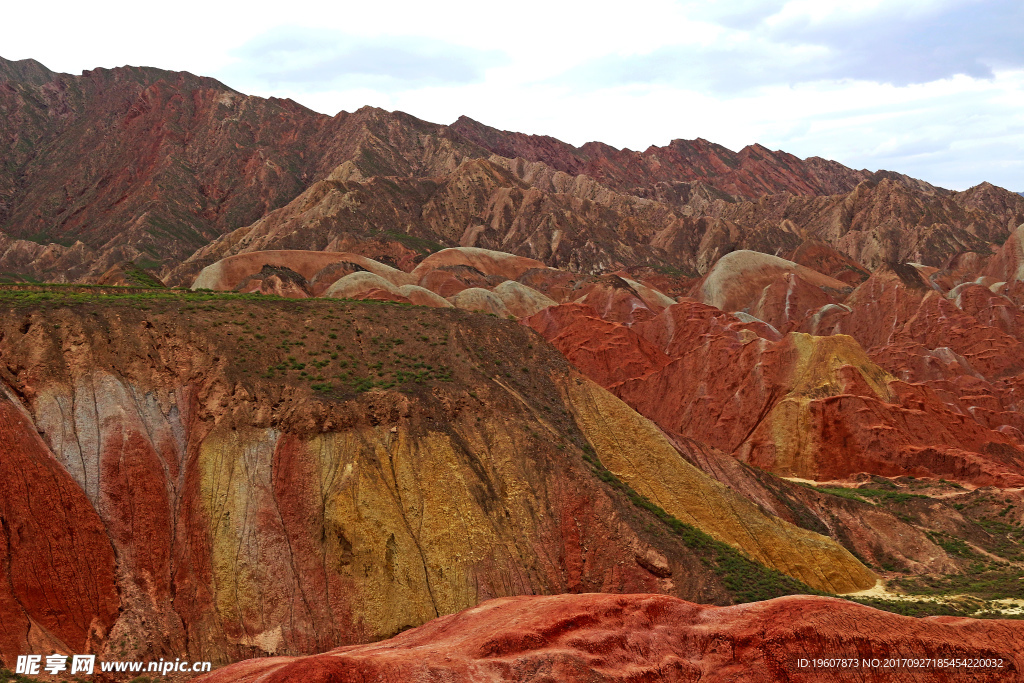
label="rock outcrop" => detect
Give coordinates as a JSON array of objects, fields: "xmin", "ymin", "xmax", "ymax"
[
  {"xmin": 984, "ymin": 223, "xmax": 1024, "ymax": 283},
  {"xmin": 565, "ymin": 377, "xmax": 875, "ymax": 592},
  {"xmin": 192, "ymin": 250, "xmax": 413, "ymax": 293},
  {"xmin": 411, "ymin": 247, "xmax": 546, "ymax": 282},
  {"xmin": 185, "ymin": 248, "xmax": 676, "ymax": 323},
  {"xmin": 490, "ymin": 280, "xmax": 556, "ymax": 317}
]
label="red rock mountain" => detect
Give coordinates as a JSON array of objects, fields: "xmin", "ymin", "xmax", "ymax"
[
  {"xmin": 450, "ymin": 115, "xmax": 940, "ymax": 199},
  {"xmin": 4, "ymin": 56, "xmax": 1022, "ymax": 288},
  {"xmin": 0, "ymin": 56, "xmax": 484, "ymax": 280},
  {"xmin": 524, "ymin": 254, "xmax": 1024, "ymax": 488}
]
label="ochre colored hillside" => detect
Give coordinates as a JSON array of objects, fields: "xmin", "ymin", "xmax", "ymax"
[{"xmin": 0, "ymin": 289, "xmax": 871, "ymax": 668}]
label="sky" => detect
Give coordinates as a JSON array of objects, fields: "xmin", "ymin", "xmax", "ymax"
[{"xmin": 4, "ymin": 0, "xmax": 1022, "ymax": 191}]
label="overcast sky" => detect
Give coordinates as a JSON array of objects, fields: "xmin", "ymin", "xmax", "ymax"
[{"xmin": 4, "ymin": 0, "xmax": 1022, "ymax": 191}]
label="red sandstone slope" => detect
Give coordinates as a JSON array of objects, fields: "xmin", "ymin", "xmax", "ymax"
[
  {"xmin": 0, "ymin": 387, "xmax": 120, "ymax": 659},
  {"xmin": 525, "ymin": 291, "xmax": 1024, "ymax": 487},
  {"xmin": 195, "ymin": 593, "xmax": 1024, "ymax": 683}
]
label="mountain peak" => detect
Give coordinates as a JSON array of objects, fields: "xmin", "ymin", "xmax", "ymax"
[
  {"xmin": 77, "ymin": 63, "xmax": 236, "ymax": 93},
  {"xmin": 0, "ymin": 55, "xmax": 62, "ymax": 85}
]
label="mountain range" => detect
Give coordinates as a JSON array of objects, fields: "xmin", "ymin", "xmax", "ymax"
[{"xmin": 3, "ymin": 56, "xmax": 1022, "ymax": 289}]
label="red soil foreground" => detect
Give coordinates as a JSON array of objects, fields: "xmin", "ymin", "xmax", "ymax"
[{"xmin": 195, "ymin": 593, "xmax": 1024, "ymax": 682}]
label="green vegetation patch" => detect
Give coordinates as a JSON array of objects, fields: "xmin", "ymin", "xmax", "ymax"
[
  {"xmin": 893, "ymin": 565, "xmax": 1024, "ymax": 602},
  {"xmin": 120, "ymin": 261, "xmax": 165, "ymax": 288},
  {"xmin": 810, "ymin": 485, "xmax": 929, "ymax": 506},
  {"xmin": 847, "ymin": 597, "xmax": 1008, "ymax": 619},
  {"xmin": 580, "ymin": 444, "xmax": 820, "ymax": 604},
  {"xmin": 650, "ymin": 263, "xmax": 696, "ymax": 278},
  {"xmin": 975, "ymin": 519, "xmax": 1024, "ymax": 562},
  {"xmin": 926, "ymin": 531, "xmax": 982, "ymax": 560},
  {"xmin": 262, "ymin": 322, "xmax": 455, "ymax": 395}
]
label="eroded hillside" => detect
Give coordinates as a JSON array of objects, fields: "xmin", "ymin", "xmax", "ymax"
[
  {"xmin": 0, "ymin": 288, "xmax": 876, "ymax": 669},
  {"xmin": 4, "ymin": 56, "xmax": 1022, "ymax": 291}
]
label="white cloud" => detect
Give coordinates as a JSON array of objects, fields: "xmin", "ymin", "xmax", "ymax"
[
  {"xmin": 220, "ymin": 28, "xmax": 506, "ymax": 93},
  {"xmin": 564, "ymin": 0, "xmax": 1024, "ymax": 91}
]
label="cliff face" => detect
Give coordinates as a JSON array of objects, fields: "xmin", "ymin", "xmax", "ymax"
[
  {"xmin": 0, "ymin": 385, "xmax": 120, "ymax": 660},
  {"xmin": 0, "ymin": 291, "xmax": 872, "ymax": 667},
  {"xmin": 194, "ymin": 593, "xmax": 1024, "ymax": 683}
]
